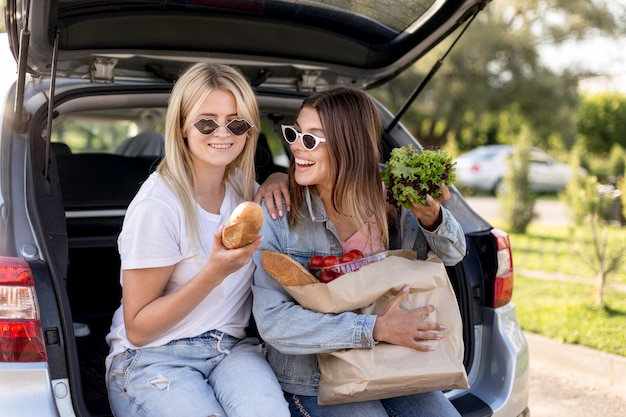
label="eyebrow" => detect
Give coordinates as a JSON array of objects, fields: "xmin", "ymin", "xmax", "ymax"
[
  {"xmin": 293, "ymin": 121, "xmax": 325, "ymax": 136},
  {"xmin": 196, "ymin": 112, "xmax": 239, "ymax": 119}
]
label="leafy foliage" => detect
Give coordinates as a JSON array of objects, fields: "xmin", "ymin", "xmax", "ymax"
[
  {"xmin": 382, "ymin": 145, "xmax": 456, "ymax": 208},
  {"xmin": 567, "ymin": 175, "xmax": 626, "ymax": 307},
  {"xmin": 578, "ymin": 93, "xmax": 626, "ymax": 154},
  {"xmin": 370, "ymin": 0, "xmax": 625, "ymax": 155},
  {"xmin": 497, "ymin": 126, "xmax": 537, "ymax": 233}
]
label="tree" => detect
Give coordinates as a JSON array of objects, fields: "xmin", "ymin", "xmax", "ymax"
[
  {"xmin": 578, "ymin": 93, "xmax": 626, "ymax": 154},
  {"xmin": 498, "ymin": 126, "xmax": 537, "ymax": 233},
  {"xmin": 569, "ymin": 176, "xmax": 626, "ymax": 308},
  {"xmin": 370, "ymin": 0, "xmax": 622, "ymax": 153}
]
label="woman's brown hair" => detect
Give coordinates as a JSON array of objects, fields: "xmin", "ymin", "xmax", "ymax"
[{"xmin": 288, "ymin": 86, "xmax": 389, "ymax": 249}]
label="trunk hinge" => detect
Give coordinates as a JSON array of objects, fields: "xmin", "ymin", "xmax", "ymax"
[
  {"xmin": 90, "ymin": 57, "xmax": 119, "ymax": 83},
  {"xmin": 43, "ymin": 27, "xmax": 60, "ymax": 179},
  {"xmin": 298, "ymin": 70, "xmax": 322, "ymax": 91},
  {"xmin": 385, "ymin": 2, "xmax": 485, "ymax": 134}
]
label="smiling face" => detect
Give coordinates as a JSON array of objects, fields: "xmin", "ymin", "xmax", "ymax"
[
  {"xmin": 290, "ymin": 106, "xmax": 334, "ymax": 197},
  {"xmin": 183, "ymin": 88, "xmax": 248, "ymax": 172}
]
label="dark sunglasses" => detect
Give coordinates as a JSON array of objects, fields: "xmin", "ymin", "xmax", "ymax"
[
  {"xmin": 193, "ymin": 118, "xmax": 253, "ymax": 136},
  {"xmin": 281, "ymin": 125, "xmax": 326, "ymax": 151}
]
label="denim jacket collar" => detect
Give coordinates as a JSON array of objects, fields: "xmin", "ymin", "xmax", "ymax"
[{"xmin": 305, "ymin": 187, "xmax": 328, "ymax": 223}]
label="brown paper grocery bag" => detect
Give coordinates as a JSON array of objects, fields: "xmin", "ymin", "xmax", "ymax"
[{"xmin": 278, "ymin": 252, "xmax": 468, "ymax": 405}]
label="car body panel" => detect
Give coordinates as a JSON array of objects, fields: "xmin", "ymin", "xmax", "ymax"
[
  {"xmin": 0, "ymin": 364, "xmax": 60, "ymax": 417},
  {"xmin": 7, "ymin": 0, "xmax": 487, "ymax": 89}
]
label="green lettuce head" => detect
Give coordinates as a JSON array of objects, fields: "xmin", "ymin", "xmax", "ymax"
[{"xmin": 382, "ymin": 145, "xmax": 456, "ymax": 208}]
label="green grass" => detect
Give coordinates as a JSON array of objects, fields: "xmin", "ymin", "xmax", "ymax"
[
  {"xmin": 513, "ymin": 275, "xmax": 626, "ymax": 357},
  {"xmin": 487, "ymin": 220, "xmax": 626, "ymax": 357},
  {"xmin": 499, "ymin": 223, "xmax": 626, "ymax": 286},
  {"xmin": 470, "ymin": 199, "xmax": 626, "ymax": 356}
]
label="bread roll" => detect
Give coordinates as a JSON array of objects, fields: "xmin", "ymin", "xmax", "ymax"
[
  {"xmin": 222, "ymin": 202, "xmax": 264, "ymax": 249},
  {"xmin": 261, "ymin": 250, "xmax": 319, "ymax": 286}
]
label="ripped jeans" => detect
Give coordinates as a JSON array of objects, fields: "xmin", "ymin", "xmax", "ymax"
[{"xmin": 107, "ymin": 331, "xmax": 289, "ymax": 417}]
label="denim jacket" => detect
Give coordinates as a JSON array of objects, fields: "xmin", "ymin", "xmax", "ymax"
[{"xmin": 251, "ymin": 188, "xmax": 466, "ymax": 396}]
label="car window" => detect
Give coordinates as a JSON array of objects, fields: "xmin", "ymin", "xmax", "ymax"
[
  {"xmin": 51, "ymin": 108, "xmax": 165, "ymax": 155},
  {"xmin": 57, "ymin": 0, "xmax": 439, "ymax": 35},
  {"xmin": 50, "ymin": 107, "xmax": 290, "ymax": 168},
  {"xmin": 529, "ymin": 150, "xmax": 551, "ymax": 165}
]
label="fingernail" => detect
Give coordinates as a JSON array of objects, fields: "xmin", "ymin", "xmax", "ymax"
[
  {"xmin": 439, "ymin": 324, "xmax": 447, "ymax": 330},
  {"xmin": 402, "ymin": 285, "xmax": 410, "ymax": 292},
  {"xmin": 271, "ymin": 213, "xmax": 277, "ymax": 220},
  {"xmin": 279, "ymin": 210, "xmax": 284, "ymax": 217},
  {"xmin": 436, "ymin": 333, "xmax": 444, "ymax": 339}
]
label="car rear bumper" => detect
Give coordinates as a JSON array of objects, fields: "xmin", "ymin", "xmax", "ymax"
[
  {"xmin": 449, "ymin": 302, "xmax": 530, "ymax": 416},
  {"xmin": 0, "ymin": 363, "xmax": 60, "ymax": 416}
]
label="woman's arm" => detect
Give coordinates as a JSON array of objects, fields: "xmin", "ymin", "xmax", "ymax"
[
  {"xmin": 251, "ymin": 207, "xmax": 376, "ymax": 354},
  {"xmin": 123, "ymin": 225, "xmax": 261, "ymax": 346},
  {"xmin": 406, "ymin": 183, "xmax": 466, "ymax": 265}
]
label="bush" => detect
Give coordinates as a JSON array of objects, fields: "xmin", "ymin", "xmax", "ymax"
[{"xmin": 497, "ymin": 127, "xmax": 536, "ymax": 233}]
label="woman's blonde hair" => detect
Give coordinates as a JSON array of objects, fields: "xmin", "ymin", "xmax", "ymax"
[
  {"xmin": 156, "ymin": 63, "xmax": 260, "ymax": 249},
  {"xmin": 289, "ymin": 86, "xmax": 388, "ymax": 249}
]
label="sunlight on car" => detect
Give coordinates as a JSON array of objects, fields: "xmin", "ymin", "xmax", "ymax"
[{"xmin": 455, "ymin": 145, "xmax": 584, "ymax": 195}]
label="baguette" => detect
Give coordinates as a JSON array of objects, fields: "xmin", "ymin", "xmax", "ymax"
[
  {"xmin": 261, "ymin": 250, "xmax": 319, "ymax": 286},
  {"xmin": 222, "ymin": 202, "xmax": 264, "ymax": 249}
]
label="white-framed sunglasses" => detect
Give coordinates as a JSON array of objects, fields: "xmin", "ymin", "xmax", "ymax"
[
  {"xmin": 281, "ymin": 125, "xmax": 326, "ymax": 151},
  {"xmin": 193, "ymin": 118, "xmax": 253, "ymax": 136}
]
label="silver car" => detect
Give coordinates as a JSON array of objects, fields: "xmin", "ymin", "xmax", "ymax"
[
  {"xmin": 455, "ymin": 145, "xmax": 580, "ymax": 194},
  {"xmin": 0, "ymin": 1, "xmax": 529, "ymax": 416}
]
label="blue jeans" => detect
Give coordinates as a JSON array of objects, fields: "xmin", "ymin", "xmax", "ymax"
[
  {"xmin": 107, "ymin": 331, "xmax": 289, "ymax": 417},
  {"xmin": 286, "ymin": 391, "xmax": 461, "ymax": 417}
]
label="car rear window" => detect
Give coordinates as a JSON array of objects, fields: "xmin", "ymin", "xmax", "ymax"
[
  {"xmin": 51, "ymin": 108, "xmax": 165, "ymax": 155},
  {"xmin": 58, "ymin": 0, "xmax": 439, "ymax": 34}
]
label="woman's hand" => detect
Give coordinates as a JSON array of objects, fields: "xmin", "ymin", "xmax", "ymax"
[
  {"xmin": 372, "ymin": 285, "xmax": 447, "ymax": 351},
  {"xmin": 254, "ymin": 172, "xmax": 290, "ymax": 219},
  {"xmin": 410, "ymin": 182, "xmax": 450, "ymax": 231}
]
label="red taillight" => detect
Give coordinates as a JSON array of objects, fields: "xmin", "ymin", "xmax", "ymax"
[
  {"xmin": 491, "ymin": 229, "xmax": 514, "ymax": 308},
  {"xmin": 0, "ymin": 257, "xmax": 47, "ymax": 362}
]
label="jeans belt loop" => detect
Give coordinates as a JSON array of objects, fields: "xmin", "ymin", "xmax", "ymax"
[{"xmin": 209, "ymin": 331, "xmax": 231, "ymax": 355}]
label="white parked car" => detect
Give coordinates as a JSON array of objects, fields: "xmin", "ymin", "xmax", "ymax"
[{"xmin": 455, "ymin": 145, "xmax": 581, "ymax": 194}]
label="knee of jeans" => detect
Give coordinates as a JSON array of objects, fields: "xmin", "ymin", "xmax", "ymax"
[{"xmin": 147, "ymin": 373, "xmax": 170, "ymax": 391}]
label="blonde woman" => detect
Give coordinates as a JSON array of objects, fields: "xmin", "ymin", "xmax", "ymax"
[{"xmin": 106, "ymin": 63, "xmax": 289, "ymax": 417}]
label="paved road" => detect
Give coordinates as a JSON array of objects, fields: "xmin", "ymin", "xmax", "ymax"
[
  {"xmin": 529, "ymin": 369, "xmax": 626, "ymax": 417},
  {"xmin": 464, "ymin": 196, "xmax": 571, "ymax": 226},
  {"xmin": 527, "ymin": 332, "xmax": 626, "ymax": 417}
]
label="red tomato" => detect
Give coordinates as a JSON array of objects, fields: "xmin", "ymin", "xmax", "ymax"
[
  {"xmin": 340, "ymin": 252, "xmax": 359, "ymax": 263},
  {"xmin": 318, "ymin": 270, "xmax": 337, "ymax": 283},
  {"xmin": 309, "ymin": 255, "xmax": 324, "ymax": 268},
  {"xmin": 348, "ymin": 249, "xmax": 364, "ymax": 259},
  {"xmin": 323, "ymin": 255, "xmax": 340, "ymax": 267}
]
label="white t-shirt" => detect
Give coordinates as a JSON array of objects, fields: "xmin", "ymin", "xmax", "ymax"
[{"xmin": 105, "ymin": 172, "xmax": 255, "ymax": 374}]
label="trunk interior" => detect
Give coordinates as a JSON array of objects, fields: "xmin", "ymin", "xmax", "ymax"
[{"xmin": 44, "ymin": 128, "xmax": 477, "ymax": 417}]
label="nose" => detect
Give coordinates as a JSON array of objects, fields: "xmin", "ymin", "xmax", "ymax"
[{"xmin": 213, "ymin": 124, "xmax": 231, "ymax": 137}]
